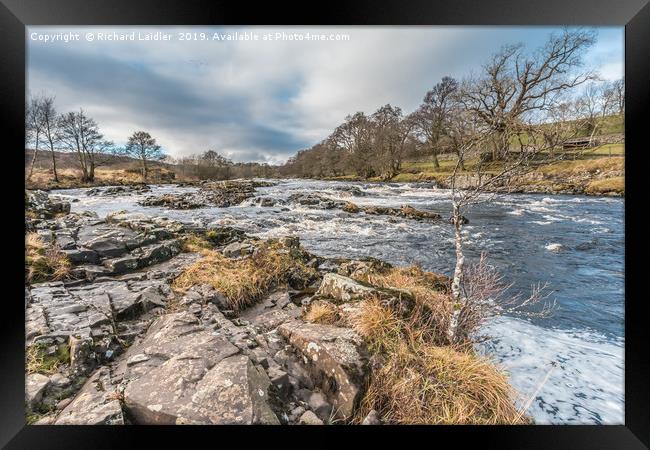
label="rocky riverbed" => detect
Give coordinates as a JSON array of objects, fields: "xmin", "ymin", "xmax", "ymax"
[
  {"xmin": 26, "ymin": 179, "xmax": 625, "ymax": 425},
  {"xmin": 25, "ymin": 188, "xmax": 452, "ymax": 425}
]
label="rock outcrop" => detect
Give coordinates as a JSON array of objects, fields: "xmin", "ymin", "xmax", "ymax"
[
  {"xmin": 138, "ymin": 180, "xmax": 272, "ymax": 210},
  {"xmin": 54, "ymin": 367, "xmax": 124, "ymax": 425},
  {"xmin": 278, "ymin": 321, "xmax": 368, "ymax": 421},
  {"xmin": 87, "ymin": 185, "xmax": 150, "ymax": 196},
  {"xmin": 25, "ymin": 191, "xmax": 381, "ymax": 425}
]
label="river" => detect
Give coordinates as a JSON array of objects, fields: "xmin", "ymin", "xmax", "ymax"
[{"xmin": 52, "ymin": 179, "xmax": 625, "ymax": 424}]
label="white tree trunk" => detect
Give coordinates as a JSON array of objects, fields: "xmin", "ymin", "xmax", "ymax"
[
  {"xmin": 28, "ymin": 136, "xmax": 40, "ymax": 181},
  {"xmin": 448, "ymin": 204, "xmax": 465, "ymax": 343}
]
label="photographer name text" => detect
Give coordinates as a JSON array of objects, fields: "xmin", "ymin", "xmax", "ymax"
[{"xmin": 29, "ymin": 31, "xmax": 350, "ymax": 43}]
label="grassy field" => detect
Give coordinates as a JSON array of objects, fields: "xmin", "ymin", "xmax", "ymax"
[
  {"xmin": 26, "ymin": 166, "xmax": 176, "ymax": 190},
  {"xmin": 388, "ymin": 142, "xmax": 624, "ymax": 196}
]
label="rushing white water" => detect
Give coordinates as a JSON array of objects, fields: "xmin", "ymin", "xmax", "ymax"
[{"xmin": 53, "ymin": 179, "xmax": 624, "ymax": 424}]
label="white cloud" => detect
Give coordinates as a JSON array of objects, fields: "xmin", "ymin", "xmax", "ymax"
[{"xmin": 27, "ymin": 26, "xmax": 624, "ymax": 164}]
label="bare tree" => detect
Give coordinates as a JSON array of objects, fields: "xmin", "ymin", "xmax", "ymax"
[
  {"xmin": 40, "ymin": 96, "xmax": 60, "ymax": 182},
  {"xmin": 612, "ymin": 78, "xmax": 625, "ymax": 115},
  {"xmin": 461, "ymin": 28, "xmax": 596, "ymax": 161},
  {"xmin": 540, "ymin": 100, "xmax": 582, "ymax": 158},
  {"xmin": 445, "ymin": 115, "xmax": 579, "ymax": 343},
  {"xmin": 199, "ymin": 150, "xmax": 233, "ymax": 179},
  {"xmin": 330, "ymin": 112, "xmax": 375, "ymax": 178},
  {"xmin": 123, "ymin": 131, "xmax": 164, "ymax": 181},
  {"xmin": 576, "ymin": 80, "xmax": 617, "ymax": 146},
  {"xmin": 371, "ymin": 104, "xmax": 415, "ymax": 179},
  {"xmin": 26, "ymin": 97, "xmax": 45, "ymax": 180},
  {"xmin": 413, "ymin": 76, "xmax": 459, "ymax": 168},
  {"xmin": 58, "ymin": 109, "xmax": 113, "ymax": 183}
]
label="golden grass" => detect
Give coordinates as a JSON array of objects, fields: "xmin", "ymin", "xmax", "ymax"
[
  {"xmin": 181, "ymin": 234, "xmax": 215, "ymax": 254},
  {"xmin": 349, "ymin": 296, "xmax": 525, "ymax": 424},
  {"xmin": 26, "ymin": 344, "xmax": 70, "ymax": 375},
  {"xmin": 538, "ymin": 156, "xmax": 624, "ymax": 177},
  {"xmin": 25, "ymin": 233, "xmax": 71, "ymax": 283},
  {"xmin": 343, "ymin": 263, "xmax": 525, "ymax": 424},
  {"xmin": 172, "ymin": 241, "xmax": 318, "ymax": 311},
  {"xmin": 585, "ymin": 176, "xmax": 625, "ymax": 195},
  {"xmin": 350, "ymin": 297, "xmax": 403, "ymax": 352},
  {"xmin": 355, "ymin": 265, "xmax": 452, "ymax": 344},
  {"xmin": 356, "ymin": 337, "xmax": 526, "ymax": 424},
  {"xmin": 25, "ymin": 166, "xmax": 176, "ymax": 190},
  {"xmin": 304, "ymin": 300, "xmax": 340, "ymax": 325}
]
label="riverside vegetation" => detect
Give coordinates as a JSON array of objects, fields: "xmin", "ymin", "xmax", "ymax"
[
  {"xmin": 24, "ymin": 28, "xmax": 622, "ymax": 425},
  {"xmin": 24, "ymin": 184, "xmax": 529, "ymax": 425}
]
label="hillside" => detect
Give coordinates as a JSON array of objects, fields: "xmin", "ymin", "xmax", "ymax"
[{"xmin": 25, "ymin": 149, "xmax": 175, "ymax": 189}]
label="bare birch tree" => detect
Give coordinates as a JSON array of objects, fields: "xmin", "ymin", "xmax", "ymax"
[{"xmin": 445, "ymin": 106, "xmax": 583, "ymax": 343}]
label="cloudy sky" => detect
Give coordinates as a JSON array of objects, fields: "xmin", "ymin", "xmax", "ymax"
[{"xmin": 27, "ymin": 26, "xmax": 623, "ymax": 164}]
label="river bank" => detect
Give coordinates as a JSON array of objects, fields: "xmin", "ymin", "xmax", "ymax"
[
  {"xmin": 27, "ymin": 154, "xmax": 624, "ymax": 198},
  {"xmin": 25, "ymin": 186, "xmax": 526, "ymax": 425},
  {"xmin": 324, "ymin": 155, "xmax": 624, "ymax": 197}
]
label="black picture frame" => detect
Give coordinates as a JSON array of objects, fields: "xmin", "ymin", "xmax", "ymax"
[{"xmin": 1, "ymin": 0, "xmax": 647, "ymax": 448}]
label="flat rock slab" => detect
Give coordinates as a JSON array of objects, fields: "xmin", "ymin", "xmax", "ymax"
[
  {"xmin": 278, "ymin": 321, "xmax": 368, "ymax": 421},
  {"xmin": 77, "ymin": 224, "xmax": 149, "ymax": 258},
  {"xmin": 120, "ymin": 311, "xmax": 279, "ymax": 424},
  {"xmin": 141, "ymin": 252, "xmax": 202, "ymax": 281},
  {"xmin": 26, "ymin": 279, "xmax": 172, "ymax": 342},
  {"xmin": 102, "ymin": 239, "xmax": 182, "ymax": 274},
  {"xmin": 54, "ymin": 366, "xmax": 124, "ymax": 425},
  {"xmin": 239, "ymin": 289, "xmax": 295, "ymax": 332}
]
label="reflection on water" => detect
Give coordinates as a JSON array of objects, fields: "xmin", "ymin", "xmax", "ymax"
[{"xmin": 53, "ymin": 179, "xmax": 624, "ymax": 424}]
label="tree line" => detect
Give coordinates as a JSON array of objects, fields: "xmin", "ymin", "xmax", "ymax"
[
  {"xmin": 27, "ymin": 29, "xmax": 623, "ymax": 189},
  {"xmin": 279, "ymin": 29, "xmax": 624, "ymax": 181},
  {"xmin": 26, "ymin": 97, "xmax": 165, "ymax": 183},
  {"xmin": 25, "ymin": 97, "xmax": 280, "ymax": 183},
  {"xmin": 162, "ymin": 151, "xmax": 278, "ymax": 180}
]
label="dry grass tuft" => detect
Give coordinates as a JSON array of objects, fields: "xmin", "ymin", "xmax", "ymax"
[
  {"xmin": 172, "ymin": 241, "xmax": 318, "ymax": 311},
  {"xmin": 25, "ymin": 233, "xmax": 71, "ymax": 283},
  {"xmin": 350, "ymin": 297, "xmax": 402, "ymax": 353},
  {"xmin": 345, "ymin": 264, "xmax": 525, "ymax": 424},
  {"xmin": 181, "ymin": 234, "xmax": 215, "ymax": 254},
  {"xmin": 356, "ymin": 335, "xmax": 526, "ymax": 424},
  {"xmin": 26, "ymin": 344, "xmax": 70, "ymax": 375},
  {"xmin": 304, "ymin": 300, "xmax": 340, "ymax": 325},
  {"xmin": 356, "ymin": 265, "xmax": 453, "ymax": 345}
]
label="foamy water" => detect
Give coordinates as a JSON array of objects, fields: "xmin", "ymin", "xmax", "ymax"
[{"xmin": 53, "ymin": 179, "xmax": 624, "ymax": 424}]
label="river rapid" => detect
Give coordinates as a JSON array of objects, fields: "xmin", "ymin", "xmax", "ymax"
[{"xmin": 53, "ymin": 179, "xmax": 624, "ymax": 424}]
